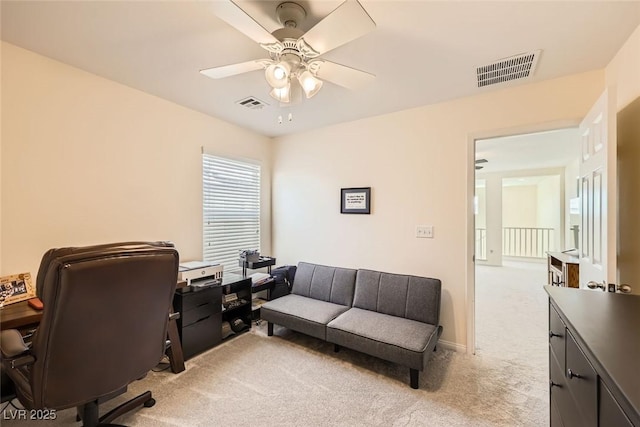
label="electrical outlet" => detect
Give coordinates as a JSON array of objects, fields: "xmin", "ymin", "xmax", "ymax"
[{"xmin": 416, "ymin": 225, "xmax": 434, "ymax": 238}]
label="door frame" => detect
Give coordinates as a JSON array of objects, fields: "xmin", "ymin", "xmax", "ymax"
[{"xmin": 466, "ymin": 119, "xmax": 580, "ymax": 354}]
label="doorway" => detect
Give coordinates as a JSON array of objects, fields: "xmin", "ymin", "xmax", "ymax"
[{"xmin": 473, "ymin": 128, "xmax": 579, "ymax": 363}]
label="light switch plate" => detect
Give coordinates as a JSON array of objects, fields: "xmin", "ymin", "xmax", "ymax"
[{"xmin": 416, "ymin": 225, "xmax": 434, "ymax": 238}]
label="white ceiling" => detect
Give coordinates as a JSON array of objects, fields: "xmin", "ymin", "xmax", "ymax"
[
  {"xmin": 2, "ymin": 1, "xmax": 639, "ymax": 138},
  {"xmin": 475, "ymin": 127, "xmax": 580, "ymax": 175}
]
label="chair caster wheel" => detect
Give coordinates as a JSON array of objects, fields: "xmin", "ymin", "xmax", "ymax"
[{"xmin": 143, "ymin": 398, "xmax": 156, "ymax": 408}]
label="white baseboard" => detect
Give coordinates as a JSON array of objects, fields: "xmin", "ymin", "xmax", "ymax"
[{"xmin": 438, "ymin": 339, "xmax": 466, "ymax": 353}]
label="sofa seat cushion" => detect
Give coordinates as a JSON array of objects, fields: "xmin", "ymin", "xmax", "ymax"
[
  {"xmin": 326, "ymin": 308, "xmax": 441, "ymax": 370},
  {"xmin": 261, "ymin": 294, "xmax": 351, "ymax": 341}
]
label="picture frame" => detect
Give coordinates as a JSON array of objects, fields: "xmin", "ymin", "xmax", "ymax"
[
  {"xmin": 0, "ymin": 272, "xmax": 36, "ymax": 307},
  {"xmin": 340, "ymin": 187, "xmax": 371, "ymax": 214}
]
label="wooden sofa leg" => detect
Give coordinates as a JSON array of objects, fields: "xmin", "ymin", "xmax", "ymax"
[
  {"xmin": 410, "ymin": 369, "xmax": 419, "ymax": 389},
  {"xmin": 267, "ymin": 322, "xmax": 274, "ymax": 336},
  {"xmin": 334, "ymin": 344, "xmax": 340, "ymax": 353}
]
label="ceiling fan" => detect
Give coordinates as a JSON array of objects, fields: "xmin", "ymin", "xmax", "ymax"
[
  {"xmin": 200, "ymin": 0, "xmax": 376, "ymax": 105},
  {"xmin": 475, "ymin": 158, "xmax": 488, "ymax": 170}
]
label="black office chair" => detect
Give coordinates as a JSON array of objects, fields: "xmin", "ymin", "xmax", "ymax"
[{"xmin": 0, "ymin": 242, "xmax": 179, "ymax": 427}]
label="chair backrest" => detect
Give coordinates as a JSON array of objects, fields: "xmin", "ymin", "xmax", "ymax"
[
  {"xmin": 29, "ymin": 242, "xmax": 179, "ymax": 409},
  {"xmin": 353, "ymin": 269, "xmax": 442, "ymax": 325},
  {"xmin": 292, "ymin": 262, "xmax": 357, "ymax": 307}
]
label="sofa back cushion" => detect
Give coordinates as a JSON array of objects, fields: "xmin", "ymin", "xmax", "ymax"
[
  {"xmin": 353, "ymin": 269, "xmax": 441, "ymax": 325},
  {"xmin": 292, "ymin": 262, "xmax": 357, "ymax": 307}
]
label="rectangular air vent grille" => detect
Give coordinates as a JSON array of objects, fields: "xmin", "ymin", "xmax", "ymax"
[
  {"xmin": 236, "ymin": 96, "xmax": 268, "ymax": 109},
  {"xmin": 477, "ymin": 50, "xmax": 541, "ymax": 88}
]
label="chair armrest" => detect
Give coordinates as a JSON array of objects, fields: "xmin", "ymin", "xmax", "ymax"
[
  {"xmin": 1, "ymin": 329, "xmax": 35, "ymax": 368},
  {"xmin": 1, "ymin": 329, "xmax": 29, "ymax": 358}
]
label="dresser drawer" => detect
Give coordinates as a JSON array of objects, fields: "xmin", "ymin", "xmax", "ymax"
[
  {"xmin": 549, "ymin": 303, "xmax": 566, "ymax": 366},
  {"xmin": 599, "ymin": 379, "xmax": 633, "ymax": 427},
  {"xmin": 566, "ymin": 331, "xmax": 597, "ymax": 427},
  {"xmin": 550, "ymin": 351, "xmax": 581, "ymax": 427}
]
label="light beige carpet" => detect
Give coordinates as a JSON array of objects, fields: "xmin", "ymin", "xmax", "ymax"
[{"xmin": 3, "ymin": 262, "xmax": 549, "ymax": 426}]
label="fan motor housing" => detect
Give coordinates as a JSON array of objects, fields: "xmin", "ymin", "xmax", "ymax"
[{"xmin": 276, "ymin": 2, "xmax": 306, "ymax": 28}]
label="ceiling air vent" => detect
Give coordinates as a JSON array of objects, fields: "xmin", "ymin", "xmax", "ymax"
[
  {"xmin": 236, "ymin": 96, "xmax": 268, "ymax": 110},
  {"xmin": 476, "ymin": 50, "xmax": 541, "ymax": 88}
]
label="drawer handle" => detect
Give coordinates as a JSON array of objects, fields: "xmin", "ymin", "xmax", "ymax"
[
  {"xmin": 549, "ymin": 379, "xmax": 561, "ymax": 389},
  {"xmin": 549, "ymin": 330, "xmax": 561, "ymax": 339},
  {"xmin": 567, "ymin": 368, "xmax": 582, "ymax": 380}
]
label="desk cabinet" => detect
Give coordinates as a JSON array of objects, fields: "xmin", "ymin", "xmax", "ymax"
[
  {"xmin": 173, "ymin": 285, "xmax": 222, "ymax": 360},
  {"xmin": 173, "ymin": 274, "xmax": 251, "ymax": 360},
  {"xmin": 546, "ymin": 286, "xmax": 639, "ymax": 427}
]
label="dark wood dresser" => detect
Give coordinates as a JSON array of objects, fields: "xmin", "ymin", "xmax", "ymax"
[{"xmin": 545, "ymin": 286, "xmax": 639, "ymax": 426}]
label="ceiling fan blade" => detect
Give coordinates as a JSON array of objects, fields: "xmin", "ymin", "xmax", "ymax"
[
  {"xmin": 200, "ymin": 60, "xmax": 265, "ymax": 79},
  {"xmin": 312, "ymin": 60, "xmax": 375, "ymax": 90},
  {"xmin": 300, "ymin": 0, "xmax": 375, "ymax": 56},
  {"xmin": 211, "ymin": 0, "xmax": 281, "ymax": 47}
]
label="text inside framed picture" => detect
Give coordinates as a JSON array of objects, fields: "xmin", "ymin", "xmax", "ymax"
[{"xmin": 340, "ymin": 187, "xmax": 371, "ymax": 214}]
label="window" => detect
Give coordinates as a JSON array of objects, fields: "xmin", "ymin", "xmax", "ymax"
[{"xmin": 202, "ymin": 154, "xmax": 260, "ymax": 273}]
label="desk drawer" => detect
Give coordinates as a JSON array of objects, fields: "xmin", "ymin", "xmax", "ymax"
[
  {"xmin": 181, "ymin": 314, "xmax": 221, "ymax": 359},
  {"xmin": 182, "ymin": 300, "xmax": 221, "ymax": 327},
  {"xmin": 549, "ymin": 303, "xmax": 566, "ymax": 366},
  {"xmin": 181, "ymin": 286, "xmax": 221, "ymax": 311},
  {"xmin": 566, "ymin": 331, "xmax": 597, "ymax": 427}
]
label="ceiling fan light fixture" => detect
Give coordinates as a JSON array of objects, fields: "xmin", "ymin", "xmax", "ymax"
[
  {"xmin": 265, "ymin": 62, "xmax": 291, "ymax": 89},
  {"xmin": 298, "ymin": 70, "xmax": 323, "ymax": 98},
  {"xmin": 269, "ymin": 84, "xmax": 291, "ymax": 103}
]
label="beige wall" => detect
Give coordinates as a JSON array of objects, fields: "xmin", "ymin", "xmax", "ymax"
[
  {"xmin": 272, "ymin": 70, "xmax": 604, "ymax": 348},
  {"xmin": 606, "ymin": 24, "xmax": 640, "ymax": 110},
  {"xmin": 606, "ymin": 23, "xmax": 640, "ymax": 294},
  {"xmin": 617, "ymin": 97, "xmax": 640, "ymax": 294},
  {"xmin": 502, "ymin": 185, "xmax": 537, "ymax": 228},
  {"xmin": 1, "ymin": 42, "xmax": 272, "ymax": 276}
]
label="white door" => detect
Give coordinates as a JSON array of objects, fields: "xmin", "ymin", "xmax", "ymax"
[{"xmin": 579, "ymin": 89, "xmax": 617, "ymax": 289}]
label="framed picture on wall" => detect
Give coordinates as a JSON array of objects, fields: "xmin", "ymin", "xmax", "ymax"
[{"xmin": 340, "ymin": 187, "xmax": 371, "ymax": 214}]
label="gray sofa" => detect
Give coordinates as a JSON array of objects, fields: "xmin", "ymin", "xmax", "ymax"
[{"xmin": 260, "ymin": 262, "xmax": 443, "ymax": 389}]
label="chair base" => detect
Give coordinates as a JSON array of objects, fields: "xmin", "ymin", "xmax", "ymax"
[{"xmin": 77, "ymin": 390, "xmax": 155, "ymax": 427}]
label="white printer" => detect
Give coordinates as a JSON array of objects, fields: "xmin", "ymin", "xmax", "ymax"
[{"xmin": 178, "ymin": 261, "xmax": 223, "ymax": 287}]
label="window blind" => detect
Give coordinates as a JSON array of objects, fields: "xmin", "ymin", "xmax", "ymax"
[{"xmin": 202, "ymin": 154, "xmax": 260, "ymax": 274}]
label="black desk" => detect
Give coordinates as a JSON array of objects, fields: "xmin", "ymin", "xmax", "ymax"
[{"xmin": 174, "ymin": 274, "xmax": 251, "ymax": 359}]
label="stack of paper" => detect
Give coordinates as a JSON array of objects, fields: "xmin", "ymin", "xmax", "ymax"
[{"xmin": 249, "ymin": 272, "xmax": 271, "ymax": 285}]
